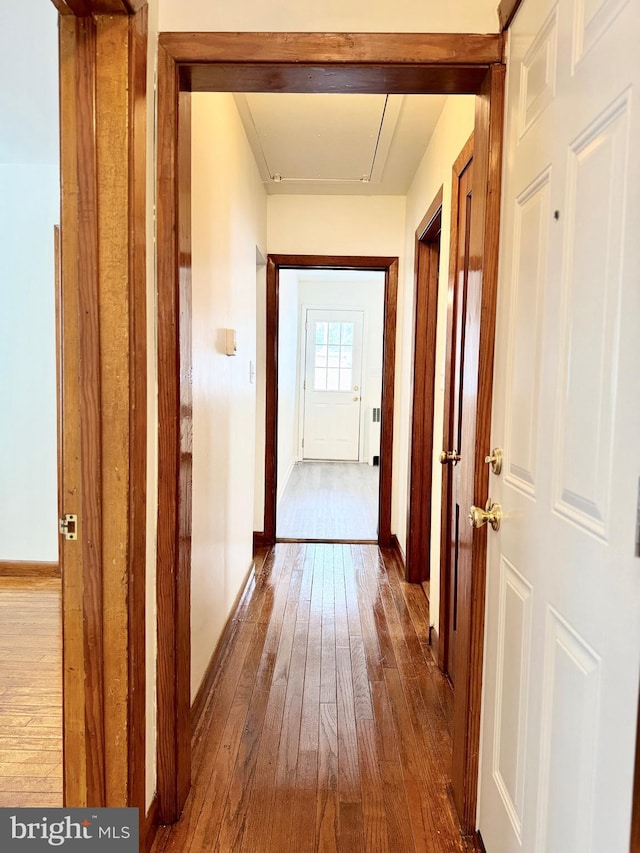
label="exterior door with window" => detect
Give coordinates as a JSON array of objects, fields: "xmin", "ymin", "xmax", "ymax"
[
  {"xmin": 302, "ymin": 309, "xmax": 363, "ymax": 461},
  {"xmin": 478, "ymin": 0, "xmax": 640, "ymax": 850}
]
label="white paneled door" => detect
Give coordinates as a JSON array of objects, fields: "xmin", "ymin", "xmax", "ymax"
[
  {"xmin": 478, "ymin": 0, "xmax": 640, "ymax": 851},
  {"xmin": 302, "ymin": 309, "xmax": 364, "ymax": 461}
]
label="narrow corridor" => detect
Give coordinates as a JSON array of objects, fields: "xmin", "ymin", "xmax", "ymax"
[{"xmin": 152, "ymin": 544, "xmax": 479, "ymax": 852}]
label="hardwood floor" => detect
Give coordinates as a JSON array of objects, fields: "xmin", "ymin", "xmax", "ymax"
[
  {"xmin": 277, "ymin": 462, "xmax": 379, "ymax": 540},
  {"xmin": 152, "ymin": 543, "xmax": 479, "ymax": 852},
  {"xmin": 0, "ymin": 577, "xmax": 63, "ymax": 807}
]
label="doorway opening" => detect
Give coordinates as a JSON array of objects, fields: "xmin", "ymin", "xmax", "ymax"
[
  {"xmin": 0, "ymin": 0, "xmax": 63, "ymax": 808},
  {"xmin": 261, "ymin": 255, "xmax": 398, "ymax": 549},
  {"xmin": 156, "ymin": 33, "xmax": 505, "ymax": 833},
  {"xmin": 274, "ymin": 268, "xmax": 385, "ymax": 542}
]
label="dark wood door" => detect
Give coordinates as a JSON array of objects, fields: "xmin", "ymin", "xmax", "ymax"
[{"xmin": 440, "ymin": 142, "xmax": 473, "ymax": 687}]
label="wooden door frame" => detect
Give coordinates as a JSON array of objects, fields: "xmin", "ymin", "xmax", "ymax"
[
  {"xmin": 438, "ymin": 132, "xmax": 475, "ymax": 675},
  {"xmin": 406, "ymin": 189, "xmax": 443, "ymax": 584},
  {"xmin": 263, "ymin": 254, "xmax": 397, "ymax": 547},
  {"xmin": 156, "ymin": 31, "xmax": 505, "ymax": 831},
  {"xmin": 52, "ymin": 0, "xmax": 148, "ymax": 815}
]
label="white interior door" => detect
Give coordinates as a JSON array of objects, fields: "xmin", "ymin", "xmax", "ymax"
[
  {"xmin": 302, "ymin": 309, "xmax": 363, "ymax": 461},
  {"xmin": 478, "ymin": 0, "xmax": 640, "ymax": 851}
]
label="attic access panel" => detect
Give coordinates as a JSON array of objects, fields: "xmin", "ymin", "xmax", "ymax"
[{"xmin": 236, "ymin": 92, "xmax": 402, "ymax": 187}]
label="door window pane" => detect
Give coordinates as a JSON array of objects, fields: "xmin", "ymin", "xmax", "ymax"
[
  {"xmin": 312, "ymin": 320, "xmax": 356, "ymax": 391},
  {"xmin": 328, "ymin": 323, "xmax": 341, "ymax": 345},
  {"xmin": 314, "ymin": 368, "xmax": 327, "ymax": 390},
  {"xmin": 326, "ymin": 368, "xmax": 340, "ymax": 390}
]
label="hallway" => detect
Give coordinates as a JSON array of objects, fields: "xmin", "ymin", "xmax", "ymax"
[
  {"xmin": 152, "ymin": 544, "xmax": 478, "ymax": 852},
  {"xmin": 277, "ymin": 463, "xmax": 379, "ymax": 540}
]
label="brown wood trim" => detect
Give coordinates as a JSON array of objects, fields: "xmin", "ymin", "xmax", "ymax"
[
  {"xmin": 191, "ymin": 561, "xmax": 257, "ymax": 735},
  {"xmin": 159, "ymin": 31, "xmax": 503, "ymax": 65},
  {"xmin": 406, "ymin": 187, "xmax": 443, "ymax": 584},
  {"xmin": 54, "ymin": 224, "xmax": 63, "ymax": 540},
  {"xmin": 156, "ymin": 43, "xmax": 193, "ymax": 824},
  {"xmin": 379, "ymin": 259, "xmax": 398, "ymax": 548},
  {"xmin": 498, "ymin": 0, "xmax": 525, "ymax": 30},
  {"xmin": 127, "ymin": 4, "xmax": 148, "ymax": 817},
  {"xmin": 428, "ymin": 625, "xmax": 440, "ymax": 665},
  {"xmin": 253, "ymin": 531, "xmax": 268, "ymax": 550},
  {"xmin": 59, "ymin": 13, "xmax": 89, "ymax": 806},
  {"xmin": 159, "ymin": 32, "xmax": 503, "ymax": 96},
  {"xmin": 263, "ymin": 257, "xmax": 278, "ymax": 545},
  {"xmin": 51, "ymin": 0, "xmax": 145, "ymax": 14},
  {"xmin": 75, "ymin": 15, "xmax": 106, "ymax": 807},
  {"xmin": 415, "ymin": 187, "xmax": 445, "ymax": 242},
  {"xmin": 269, "ymin": 254, "xmax": 398, "ymax": 270},
  {"xmin": 186, "ymin": 65, "xmax": 493, "ymax": 97},
  {"xmin": 632, "ymin": 685, "xmax": 640, "ymax": 852},
  {"xmin": 389, "ymin": 534, "xmax": 406, "ymax": 568},
  {"xmin": 57, "ymin": 1, "xmax": 149, "ymax": 812},
  {"xmin": 438, "ymin": 131, "xmax": 474, "ymax": 674},
  {"xmin": 451, "ymin": 64, "xmax": 506, "ymax": 833},
  {"xmin": 0, "ymin": 561, "xmax": 61, "ymax": 579},
  {"xmin": 264, "ymin": 254, "xmax": 397, "ymax": 548},
  {"xmin": 141, "ymin": 793, "xmax": 160, "ymax": 853}
]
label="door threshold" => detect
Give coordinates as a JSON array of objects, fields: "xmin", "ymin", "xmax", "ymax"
[{"xmin": 276, "ymin": 537, "xmax": 379, "ymax": 545}]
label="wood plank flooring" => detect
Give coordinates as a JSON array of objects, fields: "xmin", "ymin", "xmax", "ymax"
[
  {"xmin": 277, "ymin": 462, "xmax": 379, "ymax": 540},
  {"xmin": 0, "ymin": 577, "xmax": 63, "ymax": 807},
  {"xmin": 152, "ymin": 544, "xmax": 479, "ymax": 852}
]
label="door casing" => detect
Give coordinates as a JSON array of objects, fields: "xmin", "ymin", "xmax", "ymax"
[
  {"xmin": 406, "ymin": 188, "xmax": 443, "ymax": 586},
  {"xmin": 155, "ymin": 31, "xmax": 506, "ymax": 832},
  {"xmin": 52, "ymin": 0, "xmax": 148, "ymax": 817},
  {"xmin": 263, "ymin": 255, "xmax": 397, "ymax": 546}
]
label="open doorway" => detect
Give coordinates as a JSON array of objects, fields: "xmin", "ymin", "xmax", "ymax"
[
  {"xmin": 156, "ymin": 34, "xmax": 505, "ymax": 831},
  {"xmin": 0, "ymin": 0, "xmax": 63, "ymax": 808},
  {"xmin": 275, "ymin": 268, "xmax": 385, "ymax": 541}
]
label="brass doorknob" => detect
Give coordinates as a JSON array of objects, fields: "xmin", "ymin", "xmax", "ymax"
[
  {"xmin": 468, "ymin": 500, "xmax": 502, "ymax": 531},
  {"xmin": 439, "ymin": 450, "xmax": 461, "ymax": 465}
]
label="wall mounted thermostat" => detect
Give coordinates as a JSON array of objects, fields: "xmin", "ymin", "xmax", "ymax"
[{"xmin": 225, "ymin": 328, "xmax": 237, "ymax": 356}]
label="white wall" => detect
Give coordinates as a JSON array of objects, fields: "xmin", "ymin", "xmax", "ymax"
[
  {"xmin": 0, "ymin": 0, "xmax": 59, "ymax": 562},
  {"xmin": 277, "ymin": 270, "xmax": 300, "ymax": 501},
  {"xmin": 268, "ymin": 195, "xmax": 406, "ymax": 258},
  {"xmin": 159, "ymin": 0, "xmax": 498, "ymax": 33},
  {"xmin": 397, "ymin": 95, "xmax": 476, "ymax": 632},
  {"xmin": 298, "ymin": 277, "xmax": 385, "ymax": 463},
  {"xmin": 190, "ymin": 92, "xmax": 267, "ymax": 699}
]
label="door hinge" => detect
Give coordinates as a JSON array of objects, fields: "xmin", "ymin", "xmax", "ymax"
[
  {"xmin": 59, "ymin": 514, "xmax": 78, "ymax": 541},
  {"xmin": 304, "ymin": 380, "xmax": 306, "ymax": 390}
]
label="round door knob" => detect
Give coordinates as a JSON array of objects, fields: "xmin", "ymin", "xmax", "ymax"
[{"xmin": 468, "ymin": 500, "xmax": 502, "ymax": 531}]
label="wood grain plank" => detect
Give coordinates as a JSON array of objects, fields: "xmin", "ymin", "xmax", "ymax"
[
  {"xmin": 0, "ymin": 563, "xmax": 60, "ymax": 579},
  {"xmin": 0, "ymin": 580, "xmax": 62, "ymax": 807},
  {"xmin": 152, "ymin": 544, "xmax": 482, "ymax": 853},
  {"xmin": 159, "ymin": 32, "xmax": 503, "ymax": 66}
]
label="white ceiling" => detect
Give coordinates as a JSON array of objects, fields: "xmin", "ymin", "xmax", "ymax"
[{"xmin": 235, "ymin": 93, "xmax": 448, "ymax": 195}]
